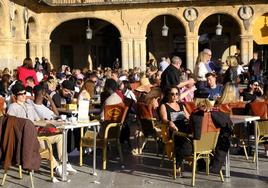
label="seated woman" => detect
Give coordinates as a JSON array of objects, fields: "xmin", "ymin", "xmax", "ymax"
[
  {"xmin": 216, "ymin": 82, "xmax": 244, "ymax": 113},
  {"xmin": 77, "ymin": 80, "xmax": 95, "ymax": 101},
  {"xmin": 190, "ymin": 89, "xmax": 232, "ymax": 173},
  {"xmin": 160, "ymin": 85, "xmax": 190, "ymax": 175}
]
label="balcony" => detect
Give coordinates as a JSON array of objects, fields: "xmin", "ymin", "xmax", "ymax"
[{"xmin": 39, "ymin": 0, "xmax": 192, "ymax": 6}]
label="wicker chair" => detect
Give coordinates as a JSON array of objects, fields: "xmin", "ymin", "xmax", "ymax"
[
  {"xmin": 172, "ymin": 112, "xmax": 224, "ymax": 186},
  {"xmin": 253, "ymin": 120, "xmax": 268, "ymax": 162},
  {"xmin": 250, "ymin": 101, "xmax": 268, "ymax": 162},
  {"xmin": 80, "ymin": 103, "xmax": 128, "ymax": 170},
  {"xmin": 219, "ymin": 102, "xmax": 249, "ymax": 160},
  {"xmin": 136, "ymin": 102, "xmax": 161, "ymax": 154}
]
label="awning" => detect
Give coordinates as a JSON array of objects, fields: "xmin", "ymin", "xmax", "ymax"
[{"xmin": 253, "ymin": 13, "xmax": 268, "ymax": 45}]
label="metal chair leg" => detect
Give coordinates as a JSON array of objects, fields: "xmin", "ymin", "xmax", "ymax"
[
  {"xmin": 139, "ymin": 138, "xmax": 147, "ymax": 154},
  {"xmin": 206, "ymin": 154, "xmax": 210, "ymax": 175},
  {"xmin": 79, "ymin": 145, "xmax": 83, "ymax": 166},
  {"xmin": 192, "ymin": 154, "xmax": 197, "ymax": 187},
  {"xmin": 219, "ymin": 170, "xmax": 224, "ymax": 182},
  {"xmin": 19, "ymin": 165, "xmax": 22, "ymax": 179},
  {"xmin": 242, "ymin": 141, "xmax": 249, "ymax": 160},
  {"xmin": 173, "ymin": 155, "xmax": 177, "ymax": 180},
  {"xmin": 30, "ymin": 171, "xmax": 34, "ymax": 188},
  {"xmin": 103, "ymin": 143, "xmax": 107, "ymax": 170},
  {"xmin": 80, "ymin": 127, "xmax": 84, "ymax": 166},
  {"xmin": 1, "ymin": 172, "xmax": 7, "ymax": 186}
]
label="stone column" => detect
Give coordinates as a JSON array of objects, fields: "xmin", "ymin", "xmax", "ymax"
[
  {"xmin": 133, "ymin": 36, "xmax": 147, "ymax": 71},
  {"xmin": 42, "ymin": 39, "xmax": 51, "ymax": 62},
  {"xmin": 29, "ymin": 40, "xmax": 43, "ymax": 60},
  {"xmin": 0, "ymin": 38, "xmax": 14, "ymax": 70},
  {"xmin": 120, "ymin": 37, "xmax": 133, "ymax": 70},
  {"xmin": 240, "ymin": 34, "xmax": 253, "ymax": 64},
  {"xmin": 13, "ymin": 39, "xmax": 27, "ymax": 67},
  {"xmin": 185, "ymin": 34, "xmax": 199, "ymax": 71}
]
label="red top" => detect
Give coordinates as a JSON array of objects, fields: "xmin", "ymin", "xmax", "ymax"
[{"xmin": 17, "ymin": 66, "xmax": 39, "ymax": 86}]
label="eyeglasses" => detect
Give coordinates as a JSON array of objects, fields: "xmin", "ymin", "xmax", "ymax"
[
  {"xmin": 63, "ymin": 88, "xmax": 71, "ymax": 93},
  {"xmin": 253, "ymin": 84, "xmax": 259, "ymax": 86},
  {"xmin": 16, "ymin": 92, "xmax": 26, "ymax": 96},
  {"xmin": 171, "ymin": 92, "xmax": 179, "ymax": 96}
]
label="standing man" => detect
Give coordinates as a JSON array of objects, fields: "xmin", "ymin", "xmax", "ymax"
[
  {"xmin": 113, "ymin": 58, "xmax": 120, "ymax": 69},
  {"xmin": 160, "ymin": 56, "xmax": 195, "ymax": 92},
  {"xmin": 248, "ymin": 52, "xmax": 263, "ymax": 82}
]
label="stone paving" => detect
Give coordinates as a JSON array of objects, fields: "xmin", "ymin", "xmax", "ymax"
[{"xmin": 1, "ymin": 144, "xmax": 268, "ymax": 188}]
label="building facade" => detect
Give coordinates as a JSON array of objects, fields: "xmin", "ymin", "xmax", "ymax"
[{"xmin": 0, "ymin": 0, "xmax": 267, "ymax": 71}]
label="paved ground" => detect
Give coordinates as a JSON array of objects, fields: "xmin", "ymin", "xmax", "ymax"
[{"xmin": 1, "ymin": 143, "xmax": 268, "ymax": 188}]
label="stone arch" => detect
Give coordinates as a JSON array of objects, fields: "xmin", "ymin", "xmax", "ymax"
[
  {"xmin": 145, "ymin": 14, "xmax": 187, "ymax": 66},
  {"xmin": 195, "ymin": 10, "xmax": 243, "ymax": 35},
  {"xmin": 141, "ymin": 12, "xmax": 188, "ymax": 36},
  {"xmin": 49, "ymin": 18, "xmax": 122, "ymax": 69},
  {"xmin": 46, "ymin": 15, "xmax": 123, "ymax": 40},
  {"xmin": 198, "ymin": 12, "xmax": 242, "ymax": 64}
]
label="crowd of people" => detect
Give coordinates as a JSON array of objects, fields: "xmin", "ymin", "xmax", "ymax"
[{"xmin": 0, "ymin": 48, "xmax": 267, "ymax": 179}]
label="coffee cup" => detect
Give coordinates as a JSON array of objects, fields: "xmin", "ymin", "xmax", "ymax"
[
  {"xmin": 71, "ymin": 116, "xmax": 77, "ymax": 123},
  {"xmin": 60, "ymin": 114, "xmax": 67, "ymax": 121}
]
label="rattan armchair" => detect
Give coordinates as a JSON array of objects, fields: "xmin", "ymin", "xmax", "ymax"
[
  {"xmin": 172, "ymin": 112, "xmax": 224, "ymax": 186},
  {"xmin": 219, "ymin": 102, "xmax": 249, "ymax": 160},
  {"xmin": 253, "ymin": 120, "xmax": 268, "ymax": 162},
  {"xmin": 136, "ymin": 102, "xmax": 161, "ymax": 154},
  {"xmin": 80, "ymin": 103, "xmax": 128, "ymax": 170},
  {"xmin": 250, "ymin": 101, "xmax": 268, "ymax": 162},
  {"xmin": 172, "ymin": 130, "xmax": 224, "ymax": 186}
]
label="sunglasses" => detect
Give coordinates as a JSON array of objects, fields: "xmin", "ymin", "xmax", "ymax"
[
  {"xmin": 16, "ymin": 91, "xmax": 26, "ymax": 96},
  {"xmin": 171, "ymin": 92, "xmax": 179, "ymax": 96}
]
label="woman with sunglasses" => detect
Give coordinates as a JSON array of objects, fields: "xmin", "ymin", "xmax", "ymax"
[{"xmin": 160, "ymin": 85, "xmax": 190, "ymax": 176}]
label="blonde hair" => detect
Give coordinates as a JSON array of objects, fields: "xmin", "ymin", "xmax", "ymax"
[
  {"xmin": 217, "ymin": 82, "xmax": 239, "ymax": 104},
  {"xmin": 47, "ymin": 79, "xmax": 58, "ymax": 90},
  {"xmin": 194, "ymin": 98, "xmax": 213, "ymax": 111},
  {"xmin": 226, "ymin": 56, "xmax": 238, "ymax": 67},
  {"xmin": 194, "ymin": 51, "xmax": 207, "ymax": 80}
]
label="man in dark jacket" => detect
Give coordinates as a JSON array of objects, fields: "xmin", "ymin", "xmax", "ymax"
[
  {"xmin": 160, "ymin": 56, "xmax": 195, "ymax": 92},
  {"xmin": 248, "ymin": 52, "xmax": 263, "ymax": 82}
]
